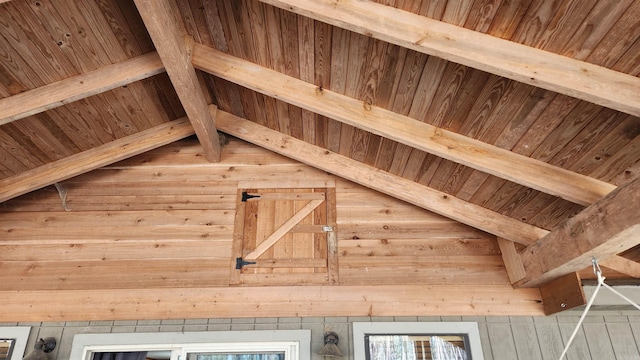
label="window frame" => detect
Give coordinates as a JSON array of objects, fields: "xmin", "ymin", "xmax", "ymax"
[
  {"xmin": 181, "ymin": 341, "xmax": 297, "ymax": 359},
  {"xmin": 0, "ymin": 327, "xmax": 30, "ymax": 360},
  {"xmin": 69, "ymin": 330, "xmax": 310, "ymax": 360},
  {"xmin": 353, "ymin": 322, "xmax": 484, "ymax": 360}
]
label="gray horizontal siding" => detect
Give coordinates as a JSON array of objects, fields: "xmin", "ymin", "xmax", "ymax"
[{"xmin": 4, "ymin": 312, "xmax": 640, "ymax": 359}]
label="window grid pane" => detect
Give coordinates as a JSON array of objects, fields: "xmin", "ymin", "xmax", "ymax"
[
  {"xmin": 367, "ymin": 335, "xmax": 469, "ymax": 360},
  {"xmin": 191, "ymin": 354, "xmax": 285, "ymax": 360}
]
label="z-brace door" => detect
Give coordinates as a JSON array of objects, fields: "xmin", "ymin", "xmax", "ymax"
[{"xmin": 231, "ymin": 188, "xmax": 338, "ymax": 286}]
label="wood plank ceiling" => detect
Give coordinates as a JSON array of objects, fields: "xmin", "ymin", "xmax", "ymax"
[{"xmin": 0, "ymin": 0, "xmax": 639, "ymax": 321}]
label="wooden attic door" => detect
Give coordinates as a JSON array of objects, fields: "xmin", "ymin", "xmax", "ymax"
[{"xmin": 231, "ymin": 187, "xmax": 338, "ymax": 286}]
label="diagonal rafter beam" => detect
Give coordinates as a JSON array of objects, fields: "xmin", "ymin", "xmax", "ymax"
[
  {"xmin": 213, "ymin": 106, "xmax": 547, "ymax": 245},
  {"xmin": 0, "ymin": 52, "xmax": 164, "ymax": 126},
  {"xmin": 516, "ymin": 175, "xmax": 640, "ymax": 288},
  {"xmin": 215, "ymin": 106, "xmax": 639, "ymax": 284},
  {"xmin": 260, "ymin": 0, "xmax": 640, "ymax": 118},
  {"xmin": 601, "ymin": 256, "xmax": 640, "ymax": 278},
  {"xmin": 134, "ymin": 0, "xmax": 220, "ymax": 162},
  {"xmin": 192, "ymin": 45, "xmax": 615, "ymax": 206},
  {"xmin": 0, "ymin": 118, "xmax": 195, "ymax": 203}
]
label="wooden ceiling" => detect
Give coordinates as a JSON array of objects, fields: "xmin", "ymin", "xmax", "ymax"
[{"xmin": 0, "ymin": 0, "xmax": 639, "ymax": 321}]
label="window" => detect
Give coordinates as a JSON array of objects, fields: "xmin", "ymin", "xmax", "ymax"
[
  {"xmin": 0, "ymin": 327, "xmax": 30, "ymax": 360},
  {"xmin": 353, "ymin": 322, "xmax": 484, "ymax": 360},
  {"xmin": 70, "ymin": 330, "xmax": 309, "ymax": 360}
]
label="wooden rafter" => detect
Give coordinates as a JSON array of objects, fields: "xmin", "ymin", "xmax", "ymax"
[
  {"xmin": 497, "ymin": 237, "xmax": 526, "ymax": 284},
  {"xmin": 214, "ymin": 106, "xmax": 547, "ymax": 245},
  {"xmin": 0, "ymin": 118, "xmax": 195, "ymax": 203},
  {"xmin": 215, "ymin": 106, "xmax": 638, "ymax": 284},
  {"xmin": 499, "ymin": 237, "xmax": 639, "ymax": 285},
  {"xmin": 260, "ymin": 0, "xmax": 640, "ymax": 118},
  {"xmin": 601, "ymin": 256, "xmax": 640, "ymax": 278},
  {"xmin": 134, "ymin": 0, "xmax": 221, "ymax": 162},
  {"xmin": 193, "ymin": 45, "xmax": 615, "ymax": 206},
  {"xmin": 0, "ymin": 52, "xmax": 164, "ymax": 126},
  {"xmin": 517, "ymin": 175, "xmax": 640, "ymax": 288}
]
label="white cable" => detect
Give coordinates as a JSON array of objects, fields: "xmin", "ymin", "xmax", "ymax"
[
  {"xmin": 558, "ymin": 257, "xmax": 640, "ymax": 360},
  {"xmin": 557, "ymin": 270, "xmax": 605, "ymax": 360},
  {"xmin": 601, "ymin": 282, "xmax": 640, "ymax": 311}
]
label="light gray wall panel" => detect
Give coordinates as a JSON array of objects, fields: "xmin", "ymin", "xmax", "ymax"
[
  {"xmin": 607, "ymin": 322, "xmax": 639, "ymax": 359},
  {"xmin": 487, "ymin": 322, "xmax": 518, "ymax": 359},
  {"xmin": 584, "ymin": 322, "xmax": 616, "ymax": 359},
  {"xmin": 6, "ymin": 311, "xmax": 640, "ymax": 360},
  {"xmin": 511, "ymin": 322, "xmax": 542, "ymax": 360},
  {"xmin": 557, "ymin": 319, "xmax": 591, "ymax": 360}
]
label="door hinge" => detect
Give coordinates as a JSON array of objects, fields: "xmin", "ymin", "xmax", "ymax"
[
  {"xmin": 241, "ymin": 191, "xmax": 261, "ymax": 202},
  {"xmin": 236, "ymin": 257, "xmax": 257, "ymax": 269}
]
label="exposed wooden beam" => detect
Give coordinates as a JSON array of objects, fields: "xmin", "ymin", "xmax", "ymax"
[
  {"xmin": 260, "ymin": 0, "xmax": 640, "ymax": 118},
  {"xmin": 498, "ymin": 237, "xmax": 638, "ymax": 285},
  {"xmin": 134, "ymin": 0, "xmax": 220, "ymax": 162},
  {"xmin": 0, "ymin": 118, "xmax": 195, "ymax": 203},
  {"xmin": 601, "ymin": 256, "xmax": 640, "ymax": 278},
  {"xmin": 0, "ymin": 52, "xmax": 164, "ymax": 126},
  {"xmin": 497, "ymin": 237, "xmax": 527, "ymax": 284},
  {"xmin": 193, "ymin": 44, "xmax": 615, "ymax": 206},
  {"xmin": 517, "ymin": 176, "xmax": 640, "ymax": 288},
  {"xmin": 214, "ymin": 107, "xmax": 547, "ymax": 245},
  {"xmin": 0, "ymin": 284, "xmax": 543, "ymax": 321}
]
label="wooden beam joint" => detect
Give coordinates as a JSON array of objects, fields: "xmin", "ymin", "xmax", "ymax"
[
  {"xmin": 497, "ymin": 237, "xmax": 526, "ymax": 284},
  {"xmin": 134, "ymin": 0, "xmax": 221, "ymax": 162},
  {"xmin": 517, "ymin": 176, "xmax": 640, "ymax": 288}
]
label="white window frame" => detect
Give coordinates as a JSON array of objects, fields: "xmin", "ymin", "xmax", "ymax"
[
  {"xmin": 180, "ymin": 341, "xmax": 299, "ymax": 358},
  {"xmin": 353, "ymin": 322, "xmax": 484, "ymax": 360},
  {"xmin": 70, "ymin": 330, "xmax": 309, "ymax": 360},
  {"xmin": 0, "ymin": 327, "xmax": 30, "ymax": 360}
]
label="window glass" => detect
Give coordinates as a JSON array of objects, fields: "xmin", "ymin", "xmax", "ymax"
[
  {"xmin": 0, "ymin": 339, "xmax": 16, "ymax": 360},
  {"xmin": 188, "ymin": 353, "xmax": 285, "ymax": 360},
  {"xmin": 353, "ymin": 322, "xmax": 483, "ymax": 360},
  {"xmin": 71, "ymin": 330, "xmax": 310, "ymax": 360},
  {"xmin": 366, "ymin": 334, "xmax": 469, "ymax": 360}
]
